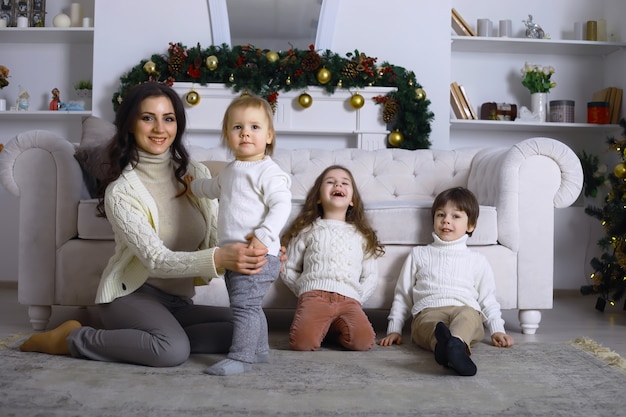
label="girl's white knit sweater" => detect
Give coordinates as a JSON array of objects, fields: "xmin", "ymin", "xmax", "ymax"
[{"xmin": 280, "ymin": 218, "xmax": 378, "ymax": 304}]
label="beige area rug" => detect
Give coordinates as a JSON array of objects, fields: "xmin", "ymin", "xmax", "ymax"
[{"xmin": 0, "ymin": 332, "xmax": 624, "ymax": 417}]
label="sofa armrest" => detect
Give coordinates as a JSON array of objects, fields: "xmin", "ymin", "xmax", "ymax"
[
  {"xmin": 0, "ymin": 130, "xmax": 86, "ymax": 306},
  {"xmin": 467, "ymin": 137, "xmax": 583, "ymax": 311},
  {"xmin": 468, "ymin": 137, "xmax": 583, "ymax": 250}
]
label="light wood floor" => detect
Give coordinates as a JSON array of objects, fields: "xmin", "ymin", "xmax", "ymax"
[{"xmin": 1, "ymin": 283, "xmax": 624, "ymax": 357}]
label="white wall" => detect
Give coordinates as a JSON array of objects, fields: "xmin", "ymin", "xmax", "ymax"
[{"xmin": 92, "ymin": 0, "xmax": 214, "ymax": 123}]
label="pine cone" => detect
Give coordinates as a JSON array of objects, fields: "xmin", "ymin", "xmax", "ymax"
[
  {"xmin": 383, "ymin": 99, "xmax": 399, "ymax": 123},
  {"xmin": 341, "ymin": 61, "xmax": 359, "ymax": 79},
  {"xmin": 168, "ymin": 54, "xmax": 185, "ymax": 75},
  {"xmin": 301, "ymin": 50, "xmax": 322, "ymax": 72}
]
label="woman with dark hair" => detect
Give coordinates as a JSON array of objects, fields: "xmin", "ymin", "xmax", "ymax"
[{"xmin": 19, "ymin": 82, "xmax": 271, "ymax": 367}]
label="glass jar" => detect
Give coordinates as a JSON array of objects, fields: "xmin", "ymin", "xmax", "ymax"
[
  {"xmin": 549, "ymin": 100, "xmax": 575, "ymax": 123},
  {"xmin": 587, "ymin": 101, "xmax": 610, "ymax": 124}
]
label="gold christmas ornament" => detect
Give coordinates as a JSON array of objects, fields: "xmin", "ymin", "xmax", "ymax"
[
  {"xmin": 205, "ymin": 55, "xmax": 218, "ymax": 71},
  {"xmin": 229, "ymin": 74, "xmax": 234, "ymax": 83},
  {"xmin": 388, "ymin": 130, "xmax": 404, "ymax": 147},
  {"xmin": 298, "ymin": 92, "xmax": 313, "ymax": 108},
  {"xmin": 337, "ymin": 79, "xmax": 343, "ymax": 88},
  {"xmin": 415, "ymin": 88, "xmax": 426, "ymax": 100},
  {"xmin": 266, "ymin": 51, "xmax": 279, "ymax": 63},
  {"xmin": 349, "ymin": 93, "xmax": 365, "ymax": 109},
  {"xmin": 316, "ymin": 68, "xmax": 332, "ymax": 84},
  {"xmin": 614, "ymin": 162, "xmax": 626, "ymax": 179},
  {"xmin": 286, "ymin": 76, "xmax": 291, "ymax": 86},
  {"xmin": 185, "ymin": 90, "xmax": 200, "ymax": 106},
  {"xmin": 143, "ymin": 60, "xmax": 157, "ymax": 74}
]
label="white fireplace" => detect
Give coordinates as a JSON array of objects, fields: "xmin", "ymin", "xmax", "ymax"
[{"xmin": 172, "ymin": 83, "xmax": 394, "ymax": 150}]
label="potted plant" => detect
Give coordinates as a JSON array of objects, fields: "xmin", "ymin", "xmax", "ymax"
[{"xmin": 74, "ymin": 79, "xmax": 93, "ymax": 99}]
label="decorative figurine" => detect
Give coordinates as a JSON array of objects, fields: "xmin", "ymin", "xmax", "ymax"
[
  {"xmin": 522, "ymin": 14, "xmax": 545, "ymax": 39},
  {"xmin": 16, "ymin": 85, "xmax": 30, "ymax": 112},
  {"xmin": 49, "ymin": 88, "xmax": 60, "ymax": 111}
]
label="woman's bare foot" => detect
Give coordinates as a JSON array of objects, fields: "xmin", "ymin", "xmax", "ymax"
[{"xmin": 19, "ymin": 320, "xmax": 82, "ymax": 355}]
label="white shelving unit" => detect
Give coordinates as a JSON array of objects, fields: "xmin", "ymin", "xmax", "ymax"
[
  {"xmin": 449, "ymin": 34, "xmax": 625, "ymax": 148},
  {"xmin": 0, "ymin": 26, "xmax": 93, "ymax": 43},
  {"xmin": 0, "ymin": 17, "xmax": 94, "ymax": 145},
  {"xmin": 451, "ymin": 36, "xmax": 626, "ymax": 55},
  {"xmin": 0, "ymin": 110, "xmax": 91, "ymax": 120},
  {"xmin": 450, "ymin": 119, "xmax": 621, "ymax": 133}
]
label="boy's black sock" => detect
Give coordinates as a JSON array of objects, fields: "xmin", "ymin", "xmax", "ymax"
[
  {"xmin": 446, "ymin": 337, "xmax": 477, "ymax": 376},
  {"xmin": 433, "ymin": 322, "xmax": 451, "ymax": 365}
]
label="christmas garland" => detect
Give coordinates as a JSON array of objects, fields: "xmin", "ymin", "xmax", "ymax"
[{"xmin": 113, "ymin": 43, "xmax": 434, "ymax": 150}]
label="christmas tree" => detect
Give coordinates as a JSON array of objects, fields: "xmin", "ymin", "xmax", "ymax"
[{"xmin": 580, "ymin": 118, "xmax": 626, "ymax": 311}]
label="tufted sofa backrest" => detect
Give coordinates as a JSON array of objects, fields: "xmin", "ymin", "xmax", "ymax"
[
  {"xmin": 272, "ymin": 148, "xmax": 481, "ymax": 203},
  {"xmin": 189, "ymin": 146, "xmax": 482, "ymax": 203}
]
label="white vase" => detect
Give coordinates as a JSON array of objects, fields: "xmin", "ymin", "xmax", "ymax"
[{"xmin": 530, "ymin": 92, "xmax": 548, "ymax": 122}]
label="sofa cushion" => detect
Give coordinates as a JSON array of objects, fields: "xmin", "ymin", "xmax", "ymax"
[
  {"xmin": 74, "ymin": 116, "xmax": 116, "ymax": 198},
  {"xmin": 78, "ymin": 196, "xmax": 497, "ymax": 245},
  {"xmin": 287, "ymin": 200, "xmax": 497, "ymax": 246},
  {"xmin": 367, "ymin": 201, "xmax": 497, "ymax": 245},
  {"xmin": 78, "ymin": 199, "xmax": 114, "ymax": 239}
]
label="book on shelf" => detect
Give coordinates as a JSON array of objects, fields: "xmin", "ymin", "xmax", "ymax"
[
  {"xmin": 450, "ymin": 83, "xmax": 467, "ymax": 119},
  {"xmin": 591, "ymin": 87, "xmax": 611, "ymax": 102},
  {"xmin": 451, "ymin": 8, "xmax": 476, "ymax": 36},
  {"xmin": 610, "ymin": 87, "xmax": 623, "ymax": 124},
  {"xmin": 458, "ymin": 84, "xmax": 478, "ymax": 119},
  {"xmin": 450, "ymin": 81, "xmax": 476, "ymax": 120},
  {"xmin": 592, "ymin": 87, "xmax": 623, "ymax": 124}
]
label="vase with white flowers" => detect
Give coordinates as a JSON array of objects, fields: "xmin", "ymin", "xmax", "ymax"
[{"xmin": 521, "ymin": 62, "xmax": 556, "ymax": 122}]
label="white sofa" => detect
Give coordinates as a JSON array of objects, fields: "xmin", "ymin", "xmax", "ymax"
[{"xmin": 0, "ymin": 122, "xmax": 583, "ymax": 334}]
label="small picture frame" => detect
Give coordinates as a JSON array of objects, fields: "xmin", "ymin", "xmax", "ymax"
[
  {"xmin": 30, "ymin": 0, "xmax": 44, "ymax": 27},
  {"xmin": 14, "ymin": 0, "xmax": 28, "ymax": 18},
  {"xmin": 0, "ymin": 0, "xmax": 13, "ymax": 26}
]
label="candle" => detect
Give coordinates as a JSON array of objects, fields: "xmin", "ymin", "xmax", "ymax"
[
  {"xmin": 17, "ymin": 16, "xmax": 28, "ymax": 28},
  {"xmin": 477, "ymin": 19, "xmax": 492, "ymax": 37},
  {"xmin": 70, "ymin": 3, "xmax": 82, "ymax": 27}
]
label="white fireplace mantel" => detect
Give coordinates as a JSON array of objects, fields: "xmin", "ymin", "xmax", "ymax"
[{"xmin": 172, "ymin": 83, "xmax": 394, "ymax": 150}]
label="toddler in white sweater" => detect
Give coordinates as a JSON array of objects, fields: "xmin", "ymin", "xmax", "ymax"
[{"xmin": 188, "ymin": 95, "xmax": 291, "ymax": 375}]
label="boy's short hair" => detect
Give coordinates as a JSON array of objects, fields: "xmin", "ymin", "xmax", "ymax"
[{"xmin": 431, "ymin": 187, "xmax": 479, "ymax": 236}]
